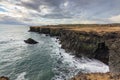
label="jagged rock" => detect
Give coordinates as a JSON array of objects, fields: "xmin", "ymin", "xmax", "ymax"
[
  {"xmin": 24, "ymin": 38, "xmax": 38, "ymax": 44},
  {"xmin": 0, "ymin": 76, "xmax": 9, "ymax": 80}
]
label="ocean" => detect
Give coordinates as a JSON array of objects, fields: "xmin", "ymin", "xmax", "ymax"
[{"xmin": 0, "ymin": 25, "xmax": 109, "ymax": 80}]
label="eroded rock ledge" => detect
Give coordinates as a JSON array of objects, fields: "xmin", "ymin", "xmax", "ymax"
[{"xmin": 29, "ymin": 24, "xmax": 120, "ymax": 80}]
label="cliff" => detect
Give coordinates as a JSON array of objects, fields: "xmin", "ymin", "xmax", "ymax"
[{"xmin": 29, "ymin": 24, "xmax": 120, "ymax": 80}]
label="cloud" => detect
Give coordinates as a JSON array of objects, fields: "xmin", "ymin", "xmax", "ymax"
[
  {"xmin": 0, "ymin": 0, "xmax": 120, "ymax": 25},
  {"xmin": 109, "ymin": 14, "xmax": 120, "ymax": 23},
  {"xmin": 20, "ymin": 0, "xmax": 81, "ymax": 19},
  {"xmin": 0, "ymin": 15, "xmax": 25, "ymax": 25}
]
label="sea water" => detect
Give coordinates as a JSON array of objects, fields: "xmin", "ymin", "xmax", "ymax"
[{"xmin": 0, "ymin": 25, "xmax": 109, "ymax": 80}]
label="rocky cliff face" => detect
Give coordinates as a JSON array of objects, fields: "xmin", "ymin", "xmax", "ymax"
[
  {"xmin": 108, "ymin": 39, "xmax": 120, "ymax": 74},
  {"xmin": 29, "ymin": 26, "xmax": 120, "ymax": 75},
  {"xmin": 29, "ymin": 27, "xmax": 109, "ymax": 64}
]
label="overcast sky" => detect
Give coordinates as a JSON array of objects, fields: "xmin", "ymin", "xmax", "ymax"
[{"xmin": 0, "ymin": 0, "xmax": 120, "ymax": 25}]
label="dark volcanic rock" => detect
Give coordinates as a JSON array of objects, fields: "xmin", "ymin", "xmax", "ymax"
[
  {"xmin": 24, "ymin": 38, "xmax": 38, "ymax": 44},
  {"xmin": 0, "ymin": 76, "xmax": 9, "ymax": 80},
  {"xmin": 109, "ymin": 39, "xmax": 120, "ymax": 74}
]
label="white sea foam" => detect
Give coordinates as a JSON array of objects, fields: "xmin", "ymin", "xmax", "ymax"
[
  {"xmin": 15, "ymin": 72, "xmax": 28, "ymax": 80},
  {"xmin": 61, "ymin": 51, "xmax": 109, "ymax": 73},
  {"xmin": 51, "ymin": 38, "xmax": 109, "ymax": 80}
]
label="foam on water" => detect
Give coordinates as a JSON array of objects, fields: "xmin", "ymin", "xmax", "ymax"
[
  {"xmin": 51, "ymin": 38, "xmax": 109, "ymax": 80},
  {"xmin": 15, "ymin": 72, "xmax": 28, "ymax": 80}
]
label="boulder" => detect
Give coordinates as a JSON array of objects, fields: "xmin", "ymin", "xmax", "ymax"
[
  {"xmin": 24, "ymin": 38, "xmax": 38, "ymax": 44},
  {"xmin": 0, "ymin": 76, "xmax": 9, "ymax": 80}
]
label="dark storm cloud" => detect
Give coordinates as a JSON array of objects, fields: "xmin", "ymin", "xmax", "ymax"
[
  {"xmin": 21, "ymin": 0, "xmax": 62, "ymax": 10},
  {"xmin": 20, "ymin": 0, "xmax": 73, "ymax": 18},
  {"xmin": 19, "ymin": 0, "xmax": 120, "ymax": 19},
  {"xmin": 19, "ymin": 0, "xmax": 83, "ymax": 18},
  {"xmin": 20, "ymin": 0, "xmax": 61, "ymax": 13}
]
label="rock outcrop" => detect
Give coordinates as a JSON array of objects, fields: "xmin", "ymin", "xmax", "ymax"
[
  {"xmin": 29, "ymin": 24, "xmax": 120, "ymax": 77},
  {"xmin": 29, "ymin": 26, "xmax": 110, "ymax": 64},
  {"xmin": 24, "ymin": 38, "xmax": 38, "ymax": 44},
  {"xmin": 0, "ymin": 76, "xmax": 9, "ymax": 80}
]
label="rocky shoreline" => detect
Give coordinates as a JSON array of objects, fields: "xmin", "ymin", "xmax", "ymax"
[
  {"xmin": 29, "ymin": 24, "xmax": 120, "ymax": 80},
  {"xmin": 71, "ymin": 72, "xmax": 120, "ymax": 80}
]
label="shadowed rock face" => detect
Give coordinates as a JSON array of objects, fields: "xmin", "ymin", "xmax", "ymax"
[
  {"xmin": 94, "ymin": 42, "xmax": 109, "ymax": 65},
  {"xmin": 24, "ymin": 38, "xmax": 38, "ymax": 44}
]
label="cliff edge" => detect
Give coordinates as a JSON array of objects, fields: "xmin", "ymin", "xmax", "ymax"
[{"xmin": 29, "ymin": 24, "xmax": 120, "ymax": 80}]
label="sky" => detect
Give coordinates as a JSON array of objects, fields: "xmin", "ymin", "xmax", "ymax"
[{"xmin": 0, "ymin": 0, "xmax": 120, "ymax": 25}]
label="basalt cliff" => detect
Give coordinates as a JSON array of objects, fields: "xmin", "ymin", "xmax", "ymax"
[{"xmin": 29, "ymin": 24, "xmax": 120, "ymax": 80}]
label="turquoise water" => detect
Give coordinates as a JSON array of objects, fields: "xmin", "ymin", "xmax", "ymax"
[{"xmin": 0, "ymin": 25, "xmax": 109, "ymax": 80}]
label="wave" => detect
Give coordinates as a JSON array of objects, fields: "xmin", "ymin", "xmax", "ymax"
[
  {"xmin": 15, "ymin": 72, "xmax": 28, "ymax": 80},
  {"xmin": 51, "ymin": 38, "xmax": 109, "ymax": 80}
]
